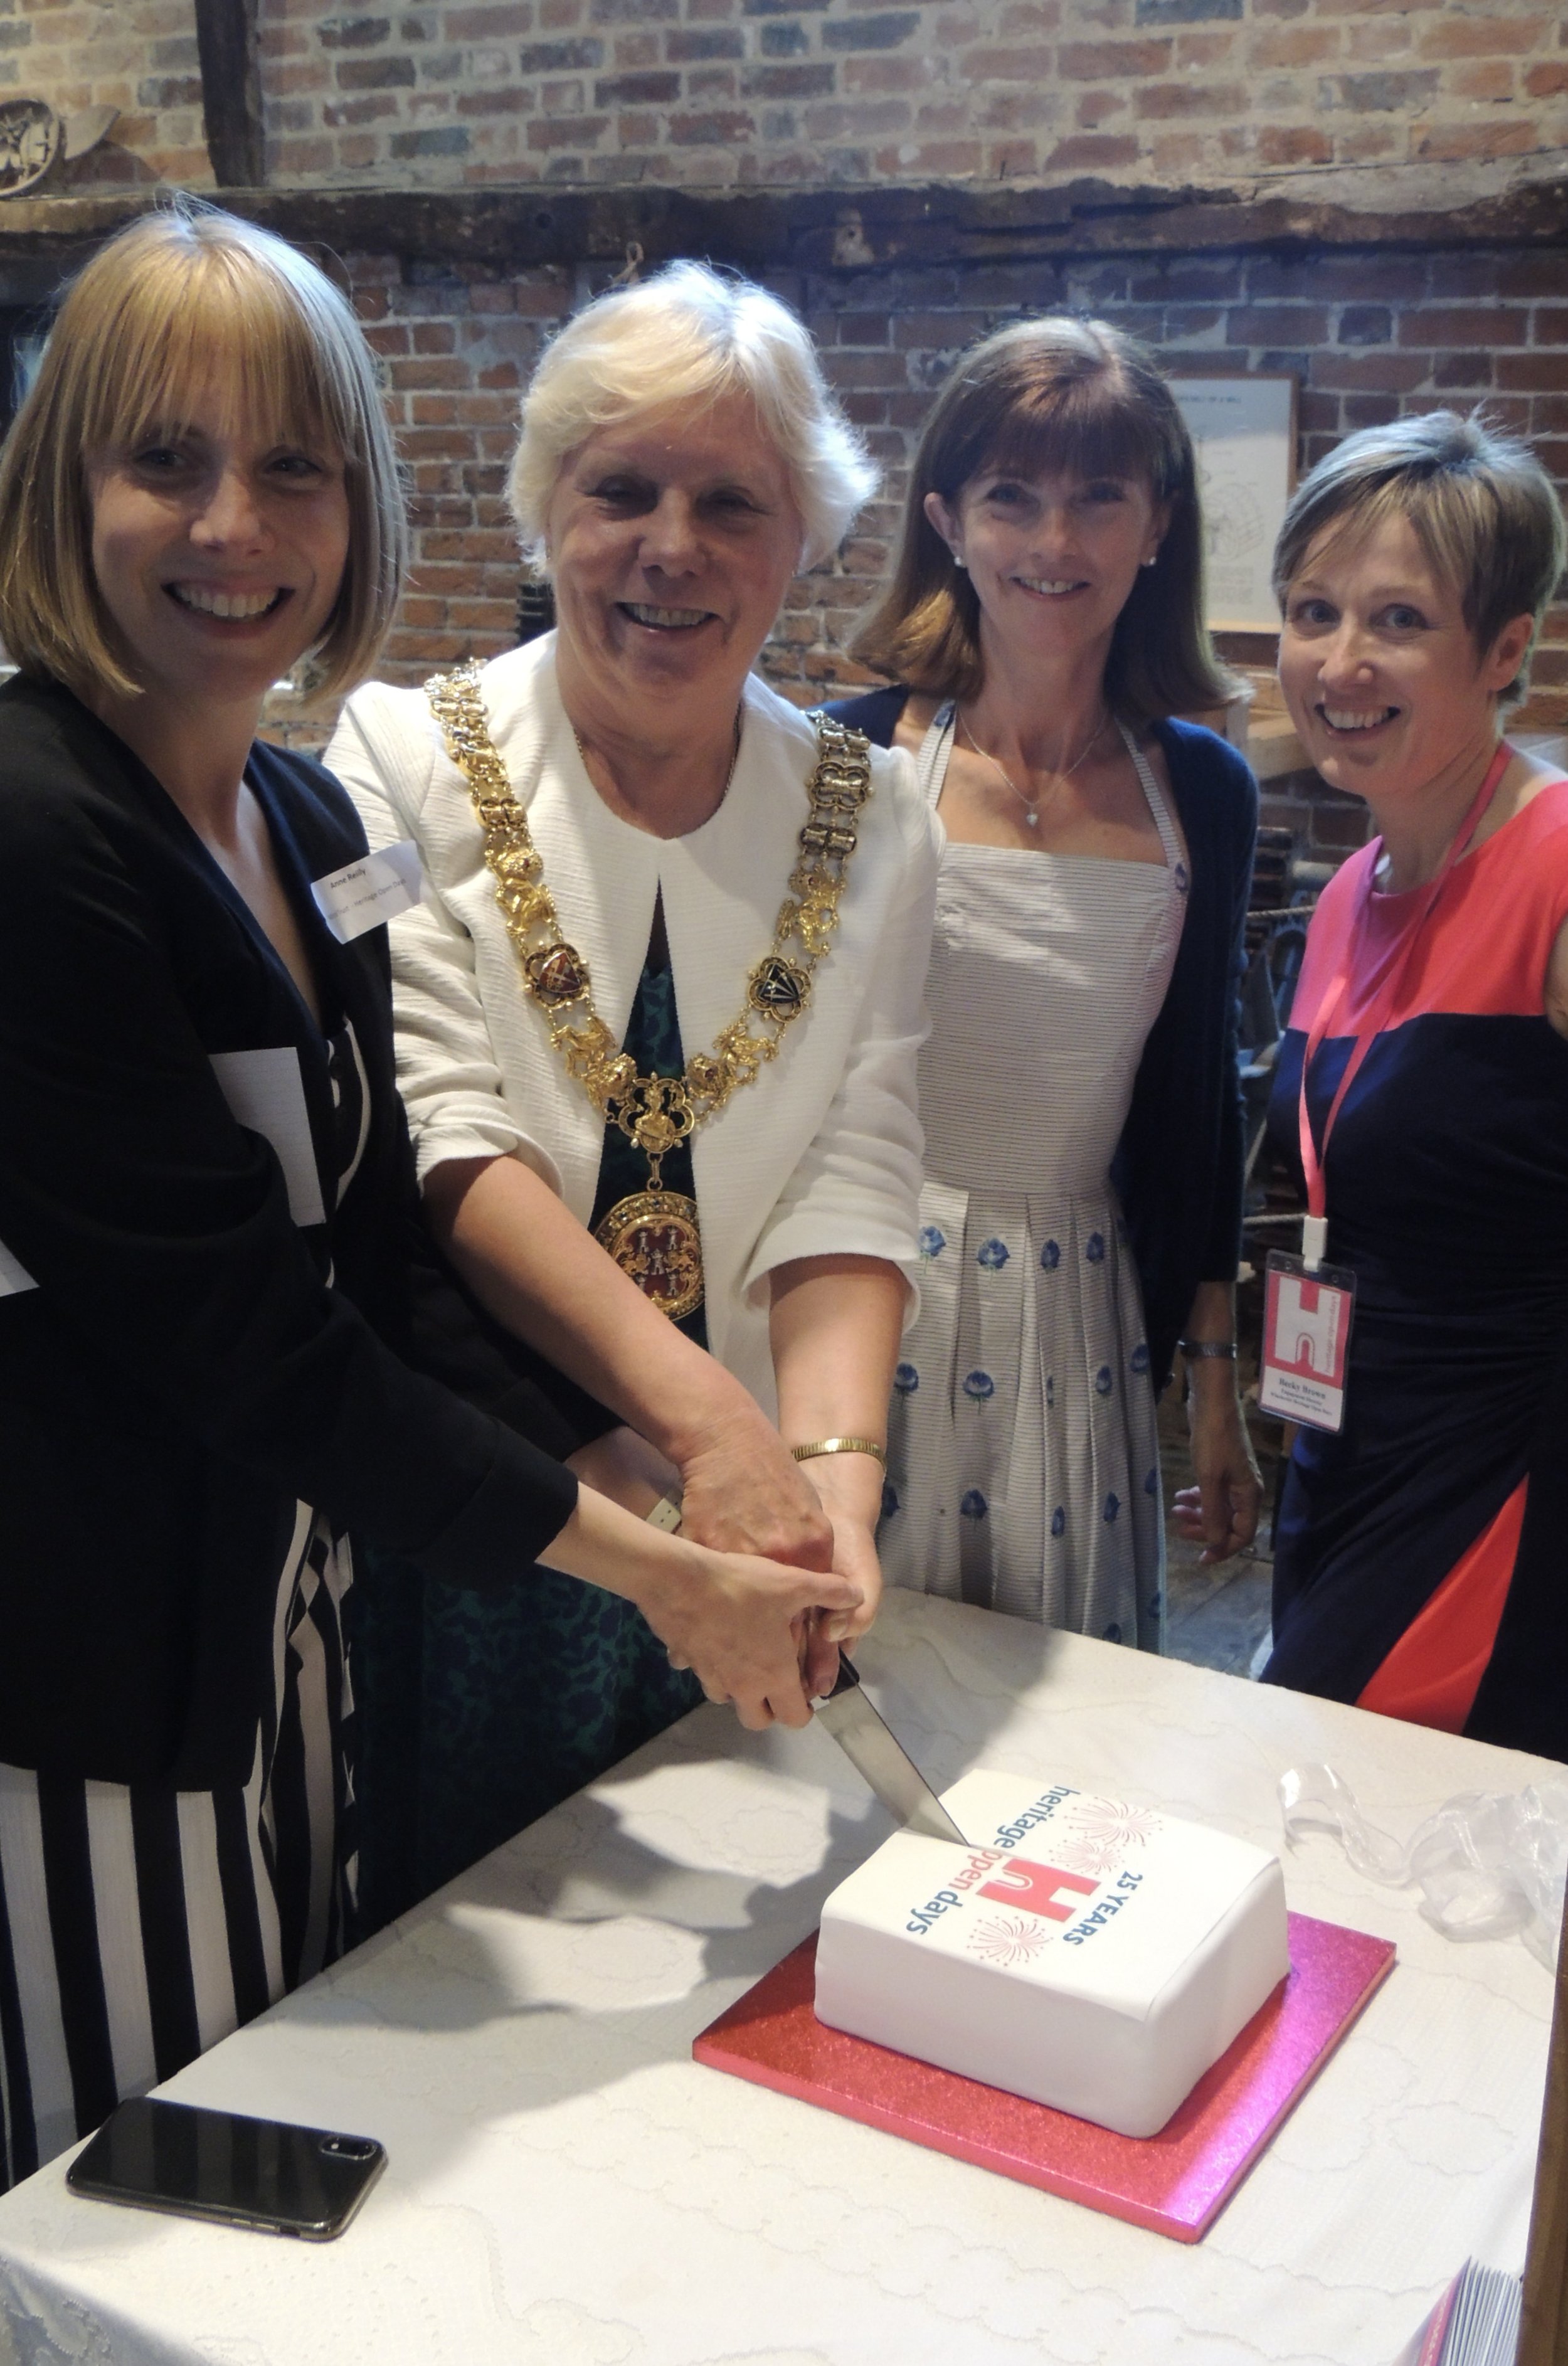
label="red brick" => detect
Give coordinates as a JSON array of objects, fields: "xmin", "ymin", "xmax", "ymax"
[
  {"xmin": 1256, "ymin": 123, "xmax": 1331, "ymax": 164},
  {"xmin": 843, "ymin": 54, "xmax": 931, "ymax": 89},
  {"xmin": 1417, "ymin": 11, "xmax": 1548, "ymax": 56},
  {"xmin": 1497, "ymin": 353, "xmax": 1568, "ymax": 392},
  {"xmin": 1396, "ymin": 306, "xmax": 1530, "ymax": 348},
  {"xmin": 1174, "ymin": 28, "xmax": 1237, "ymax": 69},
  {"xmin": 1432, "ymin": 351, "xmax": 1495, "ymax": 391},
  {"xmin": 1499, "ymin": 255, "xmax": 1568, "ymax": 298},
  {"xmin": 1042, "ymin": 130, "xmax": 1137, "ymax": 168},
  {"xmin": 1134, "ymin": 79, "xmax": 1246, "ymax": 117},
  {"xmin": 1310, "ymin": 349, "xmax": 1432, "ymax": 392},
  {"xmin": 1057, "ymin": 37, "xmax": 1170, "ymax": 78},
  {"xmin": 1523, "ymin": 61, "xmax": 1568, "ymax": 96},
  {"xmin": 667, "ymin": 106, "xmax": 755, "ymax": 141},
  {"xmin": 1448, "ymin": 60, "xmax": 1515, "ymax": 100},
  {"xmin": 1532, "ymin": 310, "xmax": 1568, "ymax": 347},
  {"xmin": 525, "ymin": 111, "xmax": 608, "ymax": 142},
  {"xmin": 457, "ymin": 85, "xmax": 537, "ymax": 112},
  {"xmin": 444, "ymin": 2, "xmax": 534, "ymax": 31},
  {"xmin": 1410, "ymin": 119, "xmax": 1542, "ymax": 160},
  {"xmin": 1248, "ymin": 22, "xmax": 1337, "ymax": 66},
  {"xmin": 1062, "ymin": 78, "xmax": 1122, "ymax": 127},
  {"xmin": 956, "ymin": 43, "xmax": 1054, "ymax": 77}
]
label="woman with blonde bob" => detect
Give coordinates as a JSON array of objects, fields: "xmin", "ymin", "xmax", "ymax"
[
  {"xmin": 827, "ymin": 315, "xmax": 1262, "ymax": 1644},
  {"xmin": 1263, "ymin": 410, "xmax": 1568, "ymax": 1754},
  {"xmin": 327, "ymin": 260, "xmax": 938, "ymax": 1906},
  {"xmin": 0, "ymin": 206, "xmax": 859, "ymax": 2183}
]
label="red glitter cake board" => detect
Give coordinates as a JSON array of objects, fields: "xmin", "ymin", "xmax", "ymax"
[{"xmin": 693, "ymin": 1912, "xmax": 1395, "ymax": 2242}]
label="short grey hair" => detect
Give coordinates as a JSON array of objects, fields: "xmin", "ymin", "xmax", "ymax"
[
  {"xmin": 507, "ymin": 260, "xmax": 877, "ymax": 571},
  {"xmin": 1273, "ymin": 409, "xmax": 1567, "ymax": 709}
]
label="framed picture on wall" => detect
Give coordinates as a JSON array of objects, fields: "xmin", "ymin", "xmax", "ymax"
[{"xmin": 1168, "ymin": 375, "xmax": 1298, "ymax": 634}]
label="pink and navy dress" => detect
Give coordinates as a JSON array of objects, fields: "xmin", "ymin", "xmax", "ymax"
[{"xmin": 1263, "ymin": 777, "xmax": 1568, "ymax": 1756}]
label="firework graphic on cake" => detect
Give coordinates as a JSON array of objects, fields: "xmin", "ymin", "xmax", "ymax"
[
  {"xmin": 1044, "ymin": 1797, "xmax": 1162, "ymax": 1877},
  {"xmin": 966, "ymin": 1911, "xmax": 1056, "ymax": 1970}
]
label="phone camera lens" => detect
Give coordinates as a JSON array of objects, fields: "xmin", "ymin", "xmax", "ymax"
[{"xmin": 318, "ymin": 2135, "xmax": 378, "ymax": 2161}]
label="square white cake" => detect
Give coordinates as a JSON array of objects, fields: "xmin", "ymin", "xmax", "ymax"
[{"xmin": 815, "ymin": 1771, "xmax": 1290, "ymax": 2138}]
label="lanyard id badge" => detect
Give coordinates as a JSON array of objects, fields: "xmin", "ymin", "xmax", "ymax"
[
  {"xmin": 1259, "ymin": 1234, "xmax": 1357, "ymax": 1433},
  {"xmin": 1266, "ymin": 743, "xmax": 1510, "ymax": 1435}
]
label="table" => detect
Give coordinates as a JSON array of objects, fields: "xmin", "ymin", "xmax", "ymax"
[{"xmin": 0, "ymin": 1591, "xmax": 1557, "ymax": 2366}]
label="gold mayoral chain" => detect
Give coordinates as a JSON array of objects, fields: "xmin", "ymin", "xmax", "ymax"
[{"xmin": 426, "ymin": 663, "xmax": 873, "ymax": 1322}]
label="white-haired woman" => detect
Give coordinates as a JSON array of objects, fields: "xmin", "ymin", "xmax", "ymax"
[
  {"xmin": 327, "ymin": 262, "xmax": 938, "ymax": 1910},
  {"xmin": 0, "ymin": 210, "xmax": 860, "ymax": 2182}
]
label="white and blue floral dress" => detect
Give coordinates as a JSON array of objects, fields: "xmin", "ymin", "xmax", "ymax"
[{"xmin": 881, "ymin": 706, "xmax": 1187, "ymax": 1645}]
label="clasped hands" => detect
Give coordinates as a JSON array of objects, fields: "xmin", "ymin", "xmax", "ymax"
[{"xmin": 565, "ymin": 1412, "xmax": 882, "ymax": 1732}]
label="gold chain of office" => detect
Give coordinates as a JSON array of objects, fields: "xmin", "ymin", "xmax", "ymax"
[{"xmin": 425, "ymin": 662, "xmax": 874, "ymax": 1320}]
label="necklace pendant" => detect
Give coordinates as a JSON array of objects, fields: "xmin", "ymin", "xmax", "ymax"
[
  {"xmin": 1025, "ymin": 811, "xmax": 1039, "ymax": 828},
  {"xmin": 594, "ymin": 1189, "xmax": 704, "ymax": 1320}
]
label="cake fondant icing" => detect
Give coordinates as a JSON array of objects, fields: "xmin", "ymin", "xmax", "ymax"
[{"xmin": 814, "ymin": 1771, "xmax": 1290, "ymax": 2138}]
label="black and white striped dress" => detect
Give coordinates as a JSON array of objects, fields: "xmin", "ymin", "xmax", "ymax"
[{"xmin": 0, "ymin": 1022, "xmax": 370, "ymax": 2190}]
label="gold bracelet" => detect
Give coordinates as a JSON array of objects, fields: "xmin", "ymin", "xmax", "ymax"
[{"xmin": 790, "ymin": 1437, "xmax": 887, "ymax": 1468}]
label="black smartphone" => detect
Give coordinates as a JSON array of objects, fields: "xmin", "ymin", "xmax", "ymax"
[{"xmin": 67, "ymin": 2096, "xmax": 386, "ymax": 2241}]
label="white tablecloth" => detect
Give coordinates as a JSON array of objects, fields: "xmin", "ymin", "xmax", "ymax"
[{"xmin": 0, "ymin": 1591, "xmax": 1557, "ymax": 2366}]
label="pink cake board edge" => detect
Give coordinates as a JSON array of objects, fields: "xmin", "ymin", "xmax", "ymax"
[{"xmin": 693, "ymin": 1911, "xmax": 1396, "ymax": 2242}]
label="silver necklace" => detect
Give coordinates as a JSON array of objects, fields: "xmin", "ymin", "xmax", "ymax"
[{"xmin": 954, "ymin": 704, "xmax": 1110, "ymax": 829}]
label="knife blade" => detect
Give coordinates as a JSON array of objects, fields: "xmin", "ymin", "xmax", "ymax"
[{"xmin": 813, "ymin": 1657, "xmax": 968, "ymax": 1843}]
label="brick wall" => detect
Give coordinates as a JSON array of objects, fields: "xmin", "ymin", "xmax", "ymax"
[
  {"xmin": 3, "ymin": 0, "xmax": 211, "ymax": 189},
  {"xmin": 326, "ymin": 241, "xmax": 1566, "ymax": 775},
  {"xmin": 257, "ymin": 0, "xmax": 1568, "ymax": 193}
]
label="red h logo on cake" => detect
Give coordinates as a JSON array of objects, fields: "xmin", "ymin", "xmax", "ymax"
[{"xmin": 977, "ymin": 1858, "xmax": 1099, "ymax": 1921}]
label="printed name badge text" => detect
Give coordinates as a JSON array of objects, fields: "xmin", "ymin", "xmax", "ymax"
[
  {"xmin": 311, "ymin": 842, "xmax": 423, "ymax": 945},
  {"xmin": 1258, "ymin": 1249, "xmax": 1357, "ymax": 1434}
]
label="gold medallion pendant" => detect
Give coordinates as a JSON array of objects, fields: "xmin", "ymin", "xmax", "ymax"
[
  {"xmin": 426, "ymin": 664, "xmax": 872, "ymax": 1326},
  {"xmin": 594, "ymin": 1189, "xmax": 705, "ymax": 1320}
]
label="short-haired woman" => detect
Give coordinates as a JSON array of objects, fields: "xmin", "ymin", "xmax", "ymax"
[
  {"xmin": 828, "ymin": 316, "xmax": 1262, "ymax": 1644},
  {"xmin": 0, "ymin": 208, "xmax": 857, "ymax": 2181},
  {"xmin": 1263, "ymin": 410, "xmax": 1568, "ymax": 1756},
  {"xmin": 326, "ymin": 262, "xmax": 936, "ymax": 1907}
]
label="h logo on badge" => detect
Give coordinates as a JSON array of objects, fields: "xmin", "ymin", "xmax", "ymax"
[
  {"xmin": 1272, "ymin": 1273, "xmax": 1343, "ymax": 1374},
  {"xmin": 977, "ymin": 1859, "xmax": 1099, "ymax": 1923}
]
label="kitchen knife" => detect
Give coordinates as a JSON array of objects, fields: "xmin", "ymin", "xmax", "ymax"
[{"xmin": 813, "ymin": 1656, "xmax": 968, "ymax": 1843}]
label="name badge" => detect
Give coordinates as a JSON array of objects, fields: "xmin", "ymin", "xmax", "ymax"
[
  {"xmin": 209, "ymin": 1048, "xmax": 327, "ymax": 1228},
  {"xmin": 1258, "ymin": 1250, "xmax": 1357, "ymax": 1434},
  {"xmin": 0, "ymin": 1236, "xmax": 38, "ymax": 1298},
  {"xmin": 310, "ymin": 842, "xmax": 423, "ymax": 945}
]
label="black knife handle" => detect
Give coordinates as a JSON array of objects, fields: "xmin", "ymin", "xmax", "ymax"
[{"xmin": 828, "ymin": 1652, "xmax": 862, "ymax": 1699}]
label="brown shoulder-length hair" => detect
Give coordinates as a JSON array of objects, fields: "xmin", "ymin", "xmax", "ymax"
[
  {"xmin": 0, "ymin": 198, "xmax": 406, "ymax": 706},
  {"xmin": 853, "ymin": 315, "xmax": 1234, "ymax": 725}
]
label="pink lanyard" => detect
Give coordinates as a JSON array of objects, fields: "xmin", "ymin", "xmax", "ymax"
[{"xmin": 1296, "ymin": 741, "xmax": 1512, "ymax": 1240}]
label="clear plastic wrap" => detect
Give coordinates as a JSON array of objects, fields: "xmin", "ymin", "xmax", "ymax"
[{"xmin": 1279, "ymin": 1762, "xmax": 1568, "ymax": 1968}]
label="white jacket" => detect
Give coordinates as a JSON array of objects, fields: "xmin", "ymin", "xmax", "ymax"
[{"xmin": 325, "ymin": 637, "xmax": 939, "ymax": 1411}]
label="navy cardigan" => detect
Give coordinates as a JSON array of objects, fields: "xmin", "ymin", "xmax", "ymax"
[
  {"xmin": 825, "ymin": 686, "xmax": 1258, "ymax": 1394},
  {"xmin": 0, "ymin": 676, "xmax": 608, "ymax": 1787}
]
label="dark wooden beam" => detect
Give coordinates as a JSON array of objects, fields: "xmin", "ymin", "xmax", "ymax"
[
  {"xmin": 193, "ymin": 0, "xmax": 263, "ymax": 189},
  {"xmin": 1, "ymin": 172, "xmax": 1565, "ymax": 276}
]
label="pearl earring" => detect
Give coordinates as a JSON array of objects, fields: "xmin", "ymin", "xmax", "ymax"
[
  {"xmin": 1142, "ymin": 554, "xmax": 1158, "ymax": 568},
  {"xmin": 951, "ymin": 549, "xmax": 967, "ymax": 570}
]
